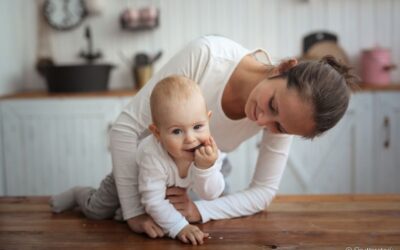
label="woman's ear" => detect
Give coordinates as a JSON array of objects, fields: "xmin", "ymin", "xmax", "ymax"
[
  {"xmin": 149, "ymin": 124, "xmax": 161, "ymax": 141},
  {"xmin": 207, "ymin": 111, "xmax": 212, "ymax": 119},
  {"xmin": 272, "ymin": 58, "xmax": 298, "ymax": 77}
]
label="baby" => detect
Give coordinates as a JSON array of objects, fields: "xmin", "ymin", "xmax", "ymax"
[
  {"xmin": 139, "ymin": 75, "xmax": 225, "ymax": 245},
  {"xmin": 49, "ymin": 75, "xmax": 224, "ymax": 246}
]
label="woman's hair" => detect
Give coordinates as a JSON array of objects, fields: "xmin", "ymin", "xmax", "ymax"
[{"xmin": 285, "ymin": 56, "xmax": 358, "ymax": 138}]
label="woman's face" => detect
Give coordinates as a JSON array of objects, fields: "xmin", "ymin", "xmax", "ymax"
[{"xmin": 244, "ymin": 77, "xmax": 315, "ymax": 137}]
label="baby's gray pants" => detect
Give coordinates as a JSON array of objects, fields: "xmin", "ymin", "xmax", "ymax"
[
  {"xmin": 77, "ymin": 157, "xmax": 232, "ymax": 221},
  {"xmin": 76, "ymin": 173, "xmax": 123, "ymax": 221}
]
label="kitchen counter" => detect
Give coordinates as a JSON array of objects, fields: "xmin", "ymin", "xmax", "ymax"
[
  {"xmin": 355, "ymin": 83, "xmax": 400, "ymax": 91},
  {"xmin": 0, "ymin": 83, "xmax": 400, "ymax": 100},
  {"xmin": 0, "ymin": 195, "xmax": 399, "ymax": 249}
]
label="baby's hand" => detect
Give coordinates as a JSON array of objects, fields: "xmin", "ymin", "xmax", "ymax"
[
  {"xmin": 177, "ymin": 224, "xmax": 209, "ymax": 245},
  {"xmin": 194, "ymin": 136, "xmax": 218, "ymax": 169}
]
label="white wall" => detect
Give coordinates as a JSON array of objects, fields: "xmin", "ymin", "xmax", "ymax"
[
  {"xmin": 0, "ymin": 0, "xmax": 40, "ymax": 94},
  {"xmin": 1, "ymin": 0, "xmax": 399, "ymax": 95}
]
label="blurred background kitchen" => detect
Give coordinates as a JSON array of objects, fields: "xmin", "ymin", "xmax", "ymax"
[{"xmin": 0, "ymin": 0, "xmax": 399, "ymax": 196}]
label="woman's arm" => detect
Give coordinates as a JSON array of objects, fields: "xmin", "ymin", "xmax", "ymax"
[
  {"xmin": 194, "ymin": 131, "xmax": 292, "ymax": 222},
  {"xmin": 109, "ymin": 100, "xmax": 150, "ymax": 220}
]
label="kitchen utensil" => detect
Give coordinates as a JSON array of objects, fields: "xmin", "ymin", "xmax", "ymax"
[{"xmin": 133, "ymin": 51, "xmax": 162, "ymax": 89}]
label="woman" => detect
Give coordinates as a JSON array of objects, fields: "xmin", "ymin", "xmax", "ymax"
[{"xmin": 110, "ymin": 35, "xmax": 356, "ymax": 237}]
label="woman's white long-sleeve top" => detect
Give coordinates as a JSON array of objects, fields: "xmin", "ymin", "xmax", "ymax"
[{"xmin": 110, "ymin": 35, "xmax": 293, "ymax": 222}]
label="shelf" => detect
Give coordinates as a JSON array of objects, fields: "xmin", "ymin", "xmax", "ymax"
[
  {"xmin": 0, "ymin": 89, "xmax": 137, "ymax": 100},
  {"xmin": 355, "ymin": 83, "xmax": 400, "ymax": 92}
]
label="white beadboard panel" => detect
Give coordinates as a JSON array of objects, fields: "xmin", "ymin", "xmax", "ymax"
[
  {"xmin": 342, "ymin": 0, "xmax": 361, "ymax": 71},
  {"xmin": 226, "ymin": 133, "xmax": 260, "ymax": 193},
  {"xmin": 1, "ymin": 98, "xmax": 122, "ymax": 195},
  {"xmin": 310, "ymin": 0, "xmax": 328, "ymax": 31},
  {"xmin": 375, "ymin": 0, "xmax": 393, "ymax": 48},
  {"xmin": 1, "ymin": 0, "xmax": 400, "ymax": 95},
  {"xmin": 359, "ymin": 0, "xmax": 376, "ymax": 49},
  {"xmin": 0, "ymin": 0, "xmax": 41, "ymax": 94},
  {"xmin": 292, "ymin": 0, "xmax": 311, "ymax": 56},
  {"xmin": 276, "ymin": 0, "xmax": 296, "ymax": 59},
  {"xmin": 392, "ymin": 1, "xmax": 400, "ymax": 82},
  {"xmin": 326, "ymin": 0, "xmax": 344, "ymax": 34}
]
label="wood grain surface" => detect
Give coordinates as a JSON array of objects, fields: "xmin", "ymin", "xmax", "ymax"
[{"xmin": 0, "ymin": 195, "xmax": 399, "ymax": 250}]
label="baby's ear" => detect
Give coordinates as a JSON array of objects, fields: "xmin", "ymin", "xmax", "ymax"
[
  {"xmin": 207, "ymin": 111, "xmax": 212, "ymax": 119},
  {"xmin": 149, "ymin": 124, "xmax": 161, "ymax": 141}
]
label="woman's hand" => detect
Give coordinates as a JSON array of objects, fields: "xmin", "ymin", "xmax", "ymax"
[
  {"xmin": 127, "ymin": 214, "xmax": 164, "ymax": 238},
  {"xmin": 166, "ymin": 187, "xmax": 202, "ymax": 223}
]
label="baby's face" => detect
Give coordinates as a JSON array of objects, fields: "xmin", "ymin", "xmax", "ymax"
[{"xmin": 155, "ymin": 94, "xmax": 211, "ymax": 163}]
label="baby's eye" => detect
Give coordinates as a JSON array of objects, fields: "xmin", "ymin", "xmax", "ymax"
[
  {"xmin": 193, "ymin": 124, "xmax": 203, "ymax": 130},
  {"xmin": 172, "ymin": 129, "xmax": 182, "ymax": 135}
]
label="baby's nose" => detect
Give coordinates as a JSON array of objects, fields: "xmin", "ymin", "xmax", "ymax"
[{"xmin": 184, "ymin": 132, "xmax": 196, "ymax": 143}]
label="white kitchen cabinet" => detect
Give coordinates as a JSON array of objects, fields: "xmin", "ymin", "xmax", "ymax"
[
  {"xmin": 0, "ymin": 96, "xmax": 132, "ymax": 195},
  {"xmin": 373, "ymin": 93, "xmax": 400, "ymax": 193}
]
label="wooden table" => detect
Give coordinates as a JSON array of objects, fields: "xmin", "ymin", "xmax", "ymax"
[{"xmin": 1, "ymin": 195, "xmax": 399, "ymax": 250}]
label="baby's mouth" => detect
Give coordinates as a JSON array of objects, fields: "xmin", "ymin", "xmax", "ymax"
[{"xmin": 186, "ymin": 144, "xmax": 203, "ymax": 153}]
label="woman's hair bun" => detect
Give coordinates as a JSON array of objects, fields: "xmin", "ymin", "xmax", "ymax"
[{"xmin": 320, "ymin": 55, "xmax": 359, "ymax": 88}]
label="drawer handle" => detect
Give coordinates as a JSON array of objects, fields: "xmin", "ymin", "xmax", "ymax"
[
  {"xmin": 107, "ymin": 123, "xmax": 113, "ymax": 151},
  {"xmin": 383, "ymin": 116, "xmax": 390, "ymax": 149}
]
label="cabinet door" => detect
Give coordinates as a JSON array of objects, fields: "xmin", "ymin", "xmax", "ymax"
[
  {"xmin": 374, "ymin": 93, "xmax": 400, "ymax": 193},
  {"xmin": 1, "ymin": 98, "xmax": 122, "ymax": 195},
  {"xmin": 279, "ymin": 93, "xmax": 374, "ymax": 194}
]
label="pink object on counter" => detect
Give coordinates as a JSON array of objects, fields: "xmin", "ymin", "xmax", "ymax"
[{"xmin": 361, "ymin": 47, "xmax": 396, "ymax": 85}]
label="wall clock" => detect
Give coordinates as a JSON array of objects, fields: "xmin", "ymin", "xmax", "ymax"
[{"xmin": 43, "ymin": 0, "xmax": 87, "ymax": 31}]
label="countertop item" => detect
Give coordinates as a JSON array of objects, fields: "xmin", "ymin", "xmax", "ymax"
[
  {"xmin": 41, "ymin": 63, "xmax": 115, "ymax": 93},
  {"xmin": 361, "ymin": 47, "xmax": 397, "ymax": 85},
  {"xmin": 0, "ymin": 195, "xmax": 399, "ymax": 249},
  {"xmin": 302, "ymin": 31, "xmax": 350, "ymax": 65}
]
